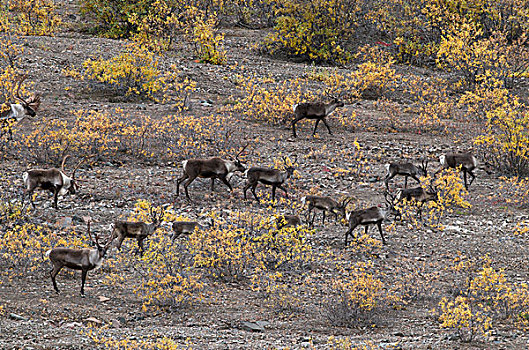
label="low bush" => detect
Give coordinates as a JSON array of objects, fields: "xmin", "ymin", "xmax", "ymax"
[
  {"xmin": 262, "ymin": 0, "xmax": 360, "ymax": 64},
  {"xmin": 438, "ymin": 256, "xmax": 529, "ymax": 342},
  {"xmin": 80, "ymin": 42, "xmax": 196, "ymax": 102}
]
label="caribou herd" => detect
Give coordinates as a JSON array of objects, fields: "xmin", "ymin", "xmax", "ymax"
[{"xmin": 7, "ymin": 86, "xmax": 481, "ymax": 295}]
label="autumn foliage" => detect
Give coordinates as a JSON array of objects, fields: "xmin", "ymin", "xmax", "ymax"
[{"xmin": 2, "ymin": 0, "xmax": 529, "ymax": 347}]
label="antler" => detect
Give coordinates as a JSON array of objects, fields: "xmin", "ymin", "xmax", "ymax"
[
  {"xmin": 72, "ymin": 154, "xmax": 95, "ymax": 180},
  {"xmin": 13, "ymin": 74, "xmax": 29, "ymax": 106},
  {"xmin": 27, "ymin": 93, "xmax": 41, "ymax": 112},
  {"xmin": 85, "ymin": 218, "xmax": 101, "ymax": 249},
  {"xmin": 422, "ymin": 158, "xmax": 429, "ymax": 171},
  {"xmin": 61, "ymin": 155, "xmax": 70, "ymax": 173},
  {"xmin": 383, "ymin": 190, "xmax": 396, "ymax": 205},
  {"xmin": 149, "ymin": 206, "xmax": 164, "ymax": 226},
  {"xmin": 341, "ymin": 196, "xmax": 354, "ymax": 208},
  {"xmin": 236, "ymin": 143, "xmax": 249, "ymax": 159}
]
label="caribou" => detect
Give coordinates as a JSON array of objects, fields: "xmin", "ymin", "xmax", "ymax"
[
  {"xmin": 439, "ymin": 153, "xmax": 478, "ymax": 189},
  {"xmin": 1, "ymin": 74, "xmax": 40, "ymax": 121},
  {"xmin": 301, "ymin": 195, "xmax": 351, "ymax": 227},
  {"xmin": 291, "ymin": 98, "xmax": 344, "ymax": 138},
  {"xmin": 243, "ymin": 157, "xmax": 296, "ymax": 202},
  {"xmin": 46, "ymin": 219, "xmax": 112, "ymax": 296},
  {"xmin": 384, "ymin": 160, "xmax": 428, "ymax": 190},
  {"xmin": 111, "ymin": 208, "xmax": 164, "ymax": 256},
  {"xmin": 344, "ymin": 194, "xmax": 396, "ymax": 245},
  {"xmin": 176, "ymin": 145, "xmax": 248, "ymax": 200}
]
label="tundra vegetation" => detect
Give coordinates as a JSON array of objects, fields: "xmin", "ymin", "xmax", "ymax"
[{"xmin": 1, "ymin": 0, "xmax": 529, "ymax": 348}]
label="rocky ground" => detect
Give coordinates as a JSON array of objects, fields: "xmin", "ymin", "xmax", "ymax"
[{"xmin": 1, "ymin": 8, "xmax": 529, "ymax": 350}]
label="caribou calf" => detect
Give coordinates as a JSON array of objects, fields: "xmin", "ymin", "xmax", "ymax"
[
  {"xmin": 243, "ymin": 162, "xmax": 296, "ymax": 202},
  {"xmin": 46, "ymin": 220, "xmax": 111, "ymax": 296},
  {"xmin": 111, "ymin": 209, "xmax": 163, "ymax": 256},
  {"xmin": 292, "ymin": 98, "xmax": 344, "ymax": 138},
  {"xmin": 171, "ymin": 217, "xmax": 213, "ymax": 240},
  {"xmin": 275, "ymin": 214, "xmax": 301, "ymax": 229},
  {"xmin": 439, "ymin": 153, "xmax": 478, "ymax": 189}
]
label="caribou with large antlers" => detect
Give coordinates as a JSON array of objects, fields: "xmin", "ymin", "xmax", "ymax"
[
  {"xmin": 1, "ymin": 74, "xmax": 41, "ymax": 139},
  {"xmin": 1, "ymin": 74, "xmax": 41, "ymax": 122},
  {"xmin": 46, "ymin": 219, "xmax": 112, "ymax": 296},
  {"xmin": 22, "ymin": 155, "xmax": 87, "ymax": 209}
]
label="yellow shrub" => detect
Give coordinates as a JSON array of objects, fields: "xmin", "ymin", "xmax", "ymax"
[
  {"xmin": 474, "ymin": 96, "xmax": 529, "ymax": 176},
  {"xmin": 188, "ymin": 226, "xmax": 255, "ymax": 281},
  {"xmin": 136, "ymin": 233, "xmax": 204, "ymax": 311},
  {"xmin": 0, "ymin": 10, "xmax": 24, "ymax": 68},
  {"xmin": 437, "ymin": 25, "xmax": 529, "ymax": 88},
  {"xmin": 230, "ymin": 76, "xmax": 315, "ymax": 125},
  {"xmin": 16, "ymin": 110, "xmax": 125, "ymax": 163},
  {"xmin": 349, "ymin": 61, "xmax": 399, "ymax": 100},
  {"xmin": 15, "ymin": 109, "xmax": 233, "ymax": 164},
  {"xmin": 128, "ymin": 0, "xmax": 184, "ymax": 51},
  {"xmin": 87, "ymin": 329, "xmax": 181, "ymax": 349},
  {"xmin": 498, "ymin": 176, "xmax": 529, "ymax": 209},
  {"xmin": 8, "ymin": 0, "xmax": 61, "ymax": 35},
  {"xmin": 458, "ymin": 76, "xmax": 509, "ymax": 122},
  {"xmin": 405, "ymin": 76, "xmax": 456, "ymax": 134},
  {"xmin": 368, "ymin": 0, "xmax": 529, "ymax": 67},
  {"xmin": 263, "ymin": 0, "xmax": 359, "ymax": 64},
  {"xmin": 81, "ymin": 42, "xmax": 196, "ymax": 102},
  {"xmin": 324, "ymin": 262, "xmax": 386, "ymax": 327},
  {"xmin": 187, "ymin": 13, "xmax": 226, "ymax": 65},
  {"xmin": 439, "ymin": 257, "xmax": 529, "ymax": 341},
  {"xmin": 252, "ymin": 211, "xmax": 313, "ymax": 271},
  {"xmin": 251, "ymin": 271, "xmax": 304, "ymax": 313},
  {"xmin": 438, "ymin": 295, "xmax": 492, "ymax": 342},
  {"xmin": 327, "ymin": 337, "xmax": 379, "ymax": 350}
]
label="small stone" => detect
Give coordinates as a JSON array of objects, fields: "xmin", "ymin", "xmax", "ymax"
[
  {"xmin": 240, "ymin": 321, "xmax": 265, "ymax": 332},
  {"xmin": 9, "ymin": 313, "xmax": 27, "ymax": 321},
  {"xmin": 85, "ymin": 317, "xmax": 103, "ymax": 325}
]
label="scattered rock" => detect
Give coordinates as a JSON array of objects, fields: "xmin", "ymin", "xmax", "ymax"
[
  {"xmin": 62, "ymin": 321, "xmax": 83, "ymax": 328},
  {"xmin": 9, "ymin": 313, "xmax": 27, "ymax": 321},
  {"xmin": 240, "ymin": 321, "xmax": 266, "ymax": 332},
  {"xmin": 84, "ymin": 317, "xmax": 103, "ymax": 326}
]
